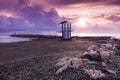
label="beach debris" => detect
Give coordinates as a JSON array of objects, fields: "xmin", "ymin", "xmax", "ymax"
[
  {"xmin": 104, "ymin": 69, "xmax": 116, "ymax": 75},
  {"xmin": 55, "ymin": 42, "xmax": 118, "ymax": 76},
  {"xmin": 100, "ymin": 68, "xmax": 116, "ymax": 75},
  {"xmin": 55, "ymin": 56, "xmax": 99, "ymax": 74},
  {"xmin": 84, "ymin": 69, "xmax": 105, "ymax": 79},
  {"xmin": 55, "ymin": 57, "xmax": 82, "ymax": 74},
  {"xmin": 55, "ymin": 57, "xmax": 70, "ymax": 67},
  {"xmin": 56, "ymin": 63, "xmax": 68, "ymax": 74}
]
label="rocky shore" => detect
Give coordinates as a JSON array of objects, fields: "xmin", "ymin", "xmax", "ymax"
[
  {"xmin": 10, "ymin": 34, "xmax": 60, "ymax": 39},
  {"xmin": 0, "ymin": 37, "xmax": 120, "ymax": 80}
]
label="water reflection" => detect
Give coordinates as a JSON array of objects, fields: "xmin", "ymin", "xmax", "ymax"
[
  {"xmin": 0, "ymin": 31, "xmax": 60, "ymax": 43},
  {"xmin": 0, "ymin": 35, "xmax": 30, "ymax": 43}
]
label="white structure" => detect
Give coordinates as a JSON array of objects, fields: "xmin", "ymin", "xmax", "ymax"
[{"xmin": 60, "ymin": 21, "xmax": 72, "ymax": 40}]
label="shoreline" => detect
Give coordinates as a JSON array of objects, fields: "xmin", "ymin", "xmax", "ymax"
[
  {"xmin": 0, "ymin": 37, "xmax": 120, "ymax": 79},
  {"xmin": 0, "ymin": 37, "xmax": 119, "ymax": 64},
  {"xmin": 1, "ymin": 32, "xmax": 119, "ymax": 43},
  {"xmin": 0, "ymin": 37, "xmax": 99, "ymax": 64}
]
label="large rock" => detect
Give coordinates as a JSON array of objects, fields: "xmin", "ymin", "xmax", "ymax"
[
  {"xmin": 82, "ymin": 50, "xmax": 102, "ymax": 61},
  {"xmin": 82, "ymin": 43, "xmax": 116, "ymax": 63}
]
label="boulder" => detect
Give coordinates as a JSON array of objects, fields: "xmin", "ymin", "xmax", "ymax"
[
  {"xmin": 82, "ymin": 43, "xmax": 116, "ymax": 63},
  {"xmin": 82, "ymin": 50, "xmax": 102, "ymax": 61}
]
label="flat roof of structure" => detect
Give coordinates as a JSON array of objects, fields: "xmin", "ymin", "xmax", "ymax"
[{"xmin": 60, "ymin": 21, "xmax": 68, "ymax": 24}]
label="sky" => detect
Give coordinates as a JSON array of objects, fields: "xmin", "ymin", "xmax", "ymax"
[{"xmin": 0, "ymin": 0, "xmax": 120, "ymax": 34}]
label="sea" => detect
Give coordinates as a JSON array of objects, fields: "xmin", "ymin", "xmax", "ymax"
[
  {"xmin": 0, "ymin": 31, "xmax": 60, "ymax": 43},
  {"xmin": 0, "ymin": 31, "xmax": 120, "ymax": 43}
]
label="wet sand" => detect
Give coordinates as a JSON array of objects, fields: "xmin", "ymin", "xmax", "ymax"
[
  {"xmin": 0, "ymin": 38, "xmax": 95, "ymax": 64},
  {"xmin": 0, "ymin": 38, "xmax": 120, "ymax": 80}
]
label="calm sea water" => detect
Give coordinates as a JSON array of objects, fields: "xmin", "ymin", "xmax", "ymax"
[
  {"xmin": 0, "ymin": 31, "xmax": 60, "ymax": 43},
  {"xmin": 0, "ymin": 31, "xmax": 120, "ymax": 43},
  {"xmin": 0, "ymin": 35, "xmax": 30, "ymax": 43}
]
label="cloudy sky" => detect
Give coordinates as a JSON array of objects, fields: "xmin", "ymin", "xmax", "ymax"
[{"xmin": 0, "ymin": 0, "xmax": 120, "ymax": 34}]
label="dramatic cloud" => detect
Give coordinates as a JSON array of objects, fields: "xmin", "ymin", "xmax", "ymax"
[
  {"xmin": 0, "ymin": 0, "xmax": 65, "ymax": 31},
  {"xmin": 0, "ymin": 0, "xmax": 120, "ymax": 35},
  {"xmin": 45, "ymin": 0, "xmax": 99, "ymax": 6},
  {"xmin": 0, "ymin": 16, "xmax": 26, "ymax": 31},
  {"xmin": 45, "ymin": 0, "xmax": 120, "ymax": 6},
  {"xmin": 17, "ymin": 0, "xmax": 29, "ymax": 6},
  {"xmin": 106, "ymin": 15, "xmax": 120, "ymax": 22},
  {"xmin": 110, "ymin": 0, "xmax": 120, "ymax": 5},
  {"xmin": 0, "ymin": 0, "xmax": 17, "ymax": 9}
]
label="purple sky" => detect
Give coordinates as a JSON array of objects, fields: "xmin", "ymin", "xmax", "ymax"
[{"xmin": 0, "ymin": 0, "xmax": 120, "ymax": 34}]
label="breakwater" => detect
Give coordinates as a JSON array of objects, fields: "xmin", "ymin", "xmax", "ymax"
[{"xmin": 10, "ymin": 33, "xmax": 60, "ymax": 39}]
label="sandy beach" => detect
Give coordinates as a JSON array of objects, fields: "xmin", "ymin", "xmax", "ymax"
[
  {"xmin": 0, "ymin": 37, "xmax": 120, "ymax": 80},
  {"xmin": 0, "ymin": 38, "xmax": 94, "ymax": 64}
]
